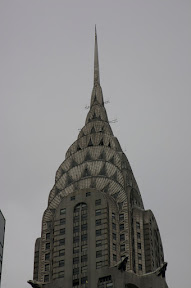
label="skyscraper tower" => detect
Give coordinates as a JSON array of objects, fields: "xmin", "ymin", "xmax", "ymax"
[{"xmin": 29, "ymin": 30, "xmax": 168, "ymax": 288}]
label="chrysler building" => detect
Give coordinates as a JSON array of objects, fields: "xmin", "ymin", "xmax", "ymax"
[{"xmin": 29, "ymin": 30, "xmax": 168, "ymax": 288}]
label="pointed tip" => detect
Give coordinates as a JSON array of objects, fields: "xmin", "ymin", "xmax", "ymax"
[
  {"xmin": 95, "ymin": 25, "xmax": 97, "ymax": 37},
  {"xmin": 94, "ymin": 25, "xmax": 100, "ymax": 85}
]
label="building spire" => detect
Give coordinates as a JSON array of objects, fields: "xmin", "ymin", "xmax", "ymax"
[{"xmin": 94, "ymin": 25, "xmax": 100, "ymax": 85}]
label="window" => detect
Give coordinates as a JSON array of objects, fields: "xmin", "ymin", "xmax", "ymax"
[
  {"xmin": 96, "ymin": 261, "xmax": 102, "ymax": 269},
  {"xmin": 45, "ymin": 253, "xmax": 50, "ymax": 260},
  {"xmin": 81, "ymin": 234, "xmax": 87, "ymax": 241},
  {"xmin": 71, "ymin": 196, "xmax": 75, "ymax": 201},
  {"xmin": 112, "ymin": 223, "xmax": 116, "ymax": 230},
  {"xmin": 59, "ymin": 260, "xmax": 65, "ymax": 267},
  {"xmin": 73, "ymin": 247, "xmax": 79, "ymax": 254},
  {"xmin": 73, "ymin": 267, "xmax": 79, "ymax": 275},
  {"xmin": 112, "ymin": 212, "xmax": 115, "ymax": 220},
  {"xmin": 74, "ymin": 215, "xmax": 79, "ymax": 222},
  {"xmin": 81, "ymin": 255, "xmax": 87, "ymax": 262},
  {"xmin": 59, "ymin": 239, "xmax": 65, "ymax": 245},
  {"xmin": 81, "ymin": 214, "xmax": 87, "ymax": 220},
  {"xmin": 106, "ymin": 284, "xmax": 113, "ymax": 288},
  {"xmin": 73, "ymin": 226, "xmax": 79, "ymax": 233},
  {"xmin": 137, "ymin": 243, "xmax": 141, "ymax": 249},
  {"xmin": 120, "ymin": 223, "xmax": 124, "ymax": 231},
  {"xmin": 73, "ymin": 257, "xmax": 79, "ymax": 264},
  {"xmin": 73, "ymin": 236, "xmax": 79, "ymax": 243},
  {"xmin": 113, "ymin": 243, "xmax": 116, "ymax": 251},
  {"xmin": 96, "ymin": 219, "xmax": 101, "ymax": 226},
  {"xmin": 138, "ymin": 264, "xmax": 142, "ymax": 270},
  {"xmin": 96, "ymin": 229, "xmax": 102, "ymax": 236},
  {"xmin": 60, "ymin": 228, "xmax": 65, "ymax": 235},
  {"xmin": 60, "ymin": 218, "xmax": 65, "ymax": 225},
  {"xmin": 58, "ymin": 271, "xmax": 64, "ymax": 278},
  {"xmin": 95, "ymin": 209, "xmax": 101, "ymax": 216},
  {"xmin": 120, "ymin": 244, "xmax": 125, "ymax": 252},
  {"xmin": 44, "ymin": 275, "xmax": 49, "ymax": 282},
  {"xmin": 138, "ymin": 253, "xmax": 142, "ymax": 260},
  {"xmin": 96, "ymin": 240, "xmax": 102, "ymax": 247},
  {"xmin": 120, "ymin": 234, "xmax": 125, "ymax": 241},
  {"xmin": 119, "ymin": 214, "xmax": 124, "ymax": 221},
  {"xmin": 60, "ymin": 208, "xmax": 66, "ymax": 215},
  {"xmin": 112, "ymin": 233, "xmax": 116, "ymax": 240},
  {"xmin": 95, "ymin": 199, "xmax": 101, "ymax": 206},
  {"xmin": 113, "ymin": 254, "xmax": 117, "ymax": 261},
  {"xmin": 81, "ymin": 223, "xmax": 87, "ymax": 230},
  {"xmin": 137, "ymin": 232, "xmax": 141, "ymax": 239},
  {"xmin": 136, "ymin": 222, "xmax": 140, "ymax": 229},
  {"xmin": 81, "ymin": 276, "xmax": 88, "ymax": 284},
  {"xmin": 96, "ymin": 250, "xmax": 102, "ymax": 258},
  {"xmin": 46, "ymin": 233, "xmax": 50, "ymax": 240},
  {"xmin": 59, "ymin": 249, "xmax": 65, "ymax": 256},
  {"xmin": 46, "ymin": 243, "xmax": 50, "ymax": 250},
  {"xmin": 45, "ymin": 264, "xmax": 49, "ymax": 271},
  {"xmin": 81, "ymin": 266, "xmax": 87, "ymax": 273},
  {"xmin": 86, "ymin": 192, "xmax": 91, "ymax": 197},
  {"xmin": 73, "ymin": 279, "xmax": 79, "ymax": 286},
  {"xmin": 81, "ymin": 245, "xmax": 87, "ymax": 253}
]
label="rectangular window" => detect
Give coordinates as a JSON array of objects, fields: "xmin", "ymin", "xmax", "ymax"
[
  {"xmin": 81, "ymin": 276, "xmax": 88, "ymax": 284},
  {"xmin": 73, "ymin": 247, "xmax": 79, "ymax": 254},
  {"xmin": 86, "ymin": 192, "xmax": 91, "ymax": 197},
  {"xmin": 138, "ymin": 264, "xmax": 142, "ymax": 270},
  {"xmin": 44, "ymin": 275, "xmax": 49, "ymax": 282},
  {"xmin": 46, "ymin": 233, "xmax": 50, "ymax": 240},
  {"xmin": 73, "ymin": 267, "xmax": 79, "ymax": 275},
  {"xmin": 95, "ymin": 209, "xmax": 101, "ymax": 216},
  {"xmin": 96, "ymin": 261, "xmax": 102, "ymax": 269},
  {"xmin": 95, "ymin": 199, "xmax": 101, "ymax": 206},
  {"xmin": 60, "ymin": 228, "xmax": 65, "ymax": 235},
  {"xmin": 71, "ymin": 196, "xmax": 75, "ymax": 201},
  {"xmin": 73, "ymin": 257, "xmax": 79, "ymax": 264},
  {"xmin": 113, "ymin": 243, "xmax": 116, "ymax": 251},
  {"xmin": 112, "ymin": 223, "xmax": 116, "ymax": 230},
  {"xmin": 73, "ymin": 226, "xmax": 79, "ymax": 233},
  {"xmin": 59, "ymin": 239, "xmax": 65, "ymax": 245},
  {"xmin": 137, "ymin": 232, "xmax": 141, "ymax": 239},
  {"xmin": 138, "ymin": 253, "xmax": 142, "ymax": 260},
  {"xmin": 81, "ymin": 234, "xmax": 87, "ymax": 241},
  {"xmin": 60, "ymin": 208, "xmax": 66, "ymax": 215},
  {"xmin": 96, "ymin": 250, "xmax": 102, "ymax": 258},
  {"xmin": 58, "ymin": 271, "xmax": 64, "ymax": 278},
  {"xmin": 136, "ymin": 222, "xmax": 140, "ymax": 229},
  {"xmin": 96, "ymin": 229, "xmax": 102, "ymax": 236},
  {"xmin": 112, "ymin": 233, "xmax": 116, "ymax": 240},
  {"xmin": 120, "ymin": 234, "xmax": 125, "ymax": 241},
  {"xmin": 45, "ymin": 253, "xmax": 50, "ymax": 260},
  {"xmin": 96, "ymin": 219, "xmax": 101, "ymax": 226},
  {"xmin": 73, "ymin": 236, "xmax": 79, "ymax": 243},
  {"xmin": 81, "ymin": 266, "xmax": 87, "ymax": 273},
  {"xmin": 81, "ymin": 214, "xmax": 87, "ymax": 220},
  {"xmin": 113, "ymin": 254, "xmax": 117, "ymax": 261},
  {"xmin": 119, "ymin": 214, "xmax": 124, "ymax": 221},
  {"xmin": 112, "ymin": 212, "xmax": 115, "ymax": 220},
  {"xmin": 73, "ymin": 279, "xmax": 79, "ymax": 286},
  {"xmin": 46, "ymin": 243, "xmax": 50, "ymax": 250},
  {"xmin": 81, "ymin": 223, "xmax": 87, "ymax": 231},
  {"xmin": 96, "ymin": 240, "xmax": 102, "ymax": 247},
  {"xmin": 120, "ymin": 244, "xmax": 125, "ymax": 252},
  {"xmin": 45, "ymin": 264, "xmax": 49, "ymax": 271},
  {"xmin": 74, "ymin": 215, "xmax": 79, "ymax": 222},
  {"xmin": 81, "ymin": 245, "xmax": 87, "ymax": 253},
  {"xmin": 137, "ymin": 243, "xmax": 141, "ymax": 249},
  {"xmin": 120, "ymin": 223, "xmax": 124, "ymax": 231},
  {"xmin": 59, "ymin": 260, "xmax": 65, "ymax": 267},
  {"xmin": 81, "ymin": 255, "xmax": 88, "ymax": 262},
  {"xmin": 59, "ymin": 249, "xmax": 65, "ymax": 256},
  {"xmin": 60, "ymin": 218, "xmax": 65, "ymax": 225}
]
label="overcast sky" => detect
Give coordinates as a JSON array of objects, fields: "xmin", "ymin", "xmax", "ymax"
[{"xmin": 0, "ymin": 1, "xmax": 191, "ymax": 287}]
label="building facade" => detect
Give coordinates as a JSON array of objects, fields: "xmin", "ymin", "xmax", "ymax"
[
  {"xmin": 0, "ymin": 210, "xmax": 5, "ymax": 287},
  {"xmin": 29, "ymin": 31, "xmax": 168, "ymax": 288}
]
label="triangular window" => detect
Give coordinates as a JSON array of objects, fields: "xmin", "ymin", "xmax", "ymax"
[{"xmin": 88, "ymin": 138, "xmax": 93, "ymax": 147}]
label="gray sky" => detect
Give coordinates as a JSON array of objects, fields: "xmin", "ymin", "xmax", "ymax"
[{"xmin": 0, "ymin": 1, "xmax": 191, "ymax": 287}]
